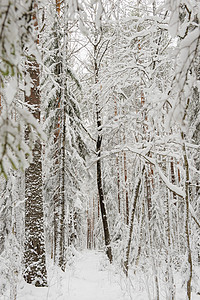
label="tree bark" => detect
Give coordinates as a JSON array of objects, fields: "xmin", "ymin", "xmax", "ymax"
[
  {"xmin": 24, "ymin": 59, "xmax": 47, "ymax": 286},
  {"xmin": 59, "ymin": 100, "xmax": 66, "ymax": 271},
  {"xmin": 181, "ymin": 98, "xmax": 193, "ymax": 300},
  {"xmin": 124, "ymin": 164, "xmax": 145, "ymax": 276},
  {"xmin": 124, "ymin": 151, "xmax": 129, "ymax": 225},
  {"xmin": 94, "ymin": 36, "xmax": 113, "ymax": 263},
  {"xmin": 96, "ymin": 131, "xmax": 113, "ymax": 263},
  {"xmin": 52, "ymin": 0, "xmax": 66, "ymax": 270},
  {"xmin": 181, "ymin": 132, "xmax": 193, "ymax": 300},
  {"xmin": 114, "ymin": 99, "xmax": 121, "ymax": 214}
]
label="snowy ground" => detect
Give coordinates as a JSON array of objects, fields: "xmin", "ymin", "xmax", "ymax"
[
  {"xmin": 3, "ymin": 250, "xmax": 200, "ymax": 300},
  {"xmin": 15, "ymin": 250, "xmax": 136, "ymax": 300}
]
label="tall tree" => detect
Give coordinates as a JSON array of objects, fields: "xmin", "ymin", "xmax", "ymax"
[
  {"xmin": 23, "ymin": 0, "xmax": 47, "ymax": 287},
  {"xmin": 42, "ymin": 0, "xmax": 87, "ymax": 270},
  {"xmin": 93, "ymin": 24, "xmax": 113, "ymax": 263}
]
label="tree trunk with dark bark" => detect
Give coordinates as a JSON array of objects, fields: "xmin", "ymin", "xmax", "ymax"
[
  {"xmin": 94, "ymin": 37, "xmax": 113, "ymax": 263},
  {"xmin": 24, "ymin": 59, "xmax": 47, "ymax": 287},
  {"xmin": 59, "ymin": 100, "xmax": 66, "ymax": 271},
  {"xmin": 124, "ymin": 164, "xmax": 145, "ymax": 276},
  {"xmin": 182, "ymin": 132, "xmax": 193, "ymax": 300},
  {"xmin": 96, "ymin": 131, "xmax": 113, "ymax": 263}
]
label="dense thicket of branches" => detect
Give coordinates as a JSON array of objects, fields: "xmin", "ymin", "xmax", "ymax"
[{"xmin": 0, "ymin": 1, "xmax": 199, "ymax": 299}]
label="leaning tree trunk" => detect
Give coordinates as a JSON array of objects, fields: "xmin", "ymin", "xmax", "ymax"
[
  {"xmin": 95, "ymin": 76, "xmax": 112, "ymax": 263},
  {"xmin": 94, "ymin": 35, "xmax": 113, "ymax": 263},
  {"xmin": 124, "ymin": 164, "xmax": 145, "ymax": 276}
]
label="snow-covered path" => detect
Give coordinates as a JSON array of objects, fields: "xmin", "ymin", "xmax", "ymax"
[
  {"xmin": 17, "ymin": 250, "xmax": 133, "ymax": 300},
  {"xmin": 11, "ymin": 250, "xmax": 200, "ymax": 300},
  {"xmin": 62, "ymin": 250, "xmax": 129, "ymax": 300}
]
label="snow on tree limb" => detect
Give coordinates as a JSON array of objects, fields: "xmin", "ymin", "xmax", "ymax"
[{"xmin": 88, "ymin": 144, "xmax": 185, "ymax": 198}]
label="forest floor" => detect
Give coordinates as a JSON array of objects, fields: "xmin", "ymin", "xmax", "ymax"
[
  {"xmin": 15, "ymin": 250, "xmax": 135, "ymax": 300},
  {"xmin": 4, "ymin": 250, "xmax": 200, "ymax": 300}
]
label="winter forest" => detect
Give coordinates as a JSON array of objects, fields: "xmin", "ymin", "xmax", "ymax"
[{"xmin": 0, "ymin": 0, "xmax": 199, "ymax": 299}]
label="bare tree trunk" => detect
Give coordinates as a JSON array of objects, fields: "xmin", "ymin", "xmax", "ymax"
[
  {"xmin": 164, "ymin": 159, "xmax": 175, "ymax": 300},
  {"xmin": 53, "ymin": 0, "xmax": 66, "ymax": 271},
  {"xmin": 116, "ymin": 155, "xmax": 121, "ymax": 213},
  {"xmin": 135, "ymin": 198, "xmax": 145, "ymax": 268},
  {"xmin": 182, "ymin": 132, "xmax": 193, "ymax": 300},
  {"xmin": 181, "ymin": 99, "xmax": 193, "ymax": 300},
  {"xmin": 53, "ymin": 123, "xmax": 61, "ymax": 264},
  {"xmin": 94, "ymin": 35, "xmax": 112, "ymax": 263},
  {"xmin": 92, "ymin": 197, "xmax": 95, "ymax": 248},
  {"xmin": 124, "ymin": 164, "xmax": 145, "ymax": 276},
  {"xmin": 59, "ymin": 100, "xmax": 66, "ymax": 271},
  {"xmin": 145, "ymin": 164, "xmax": 159, "ymax": 300},
  {"xmin": 124, "ymin": 151, "xmax": 129, "ymax": 225},
  {"xmin": 87, "ymin": 212, "xmax": 92, "ymax": 249},
  {"xmin": 146, "ymin": 169, "xmax": 151, "ymax": 222},
  {"xmin": 114, "ymin": 100, "xmax": 121, "ymax": 214},
  {"xmin": 53, "ymin": 0, "xmax": 62, "ymax": 264},
  {"xmin": 96, "ymin": 131, "xmax": 113, "ymax": 263},
  {"xmin": 24, "ymin": 1, "xmax": 47, "ymax": 286},
  {"xmin": 24, "ymin": 61, "xmax": 47, "ymax": 287}
]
